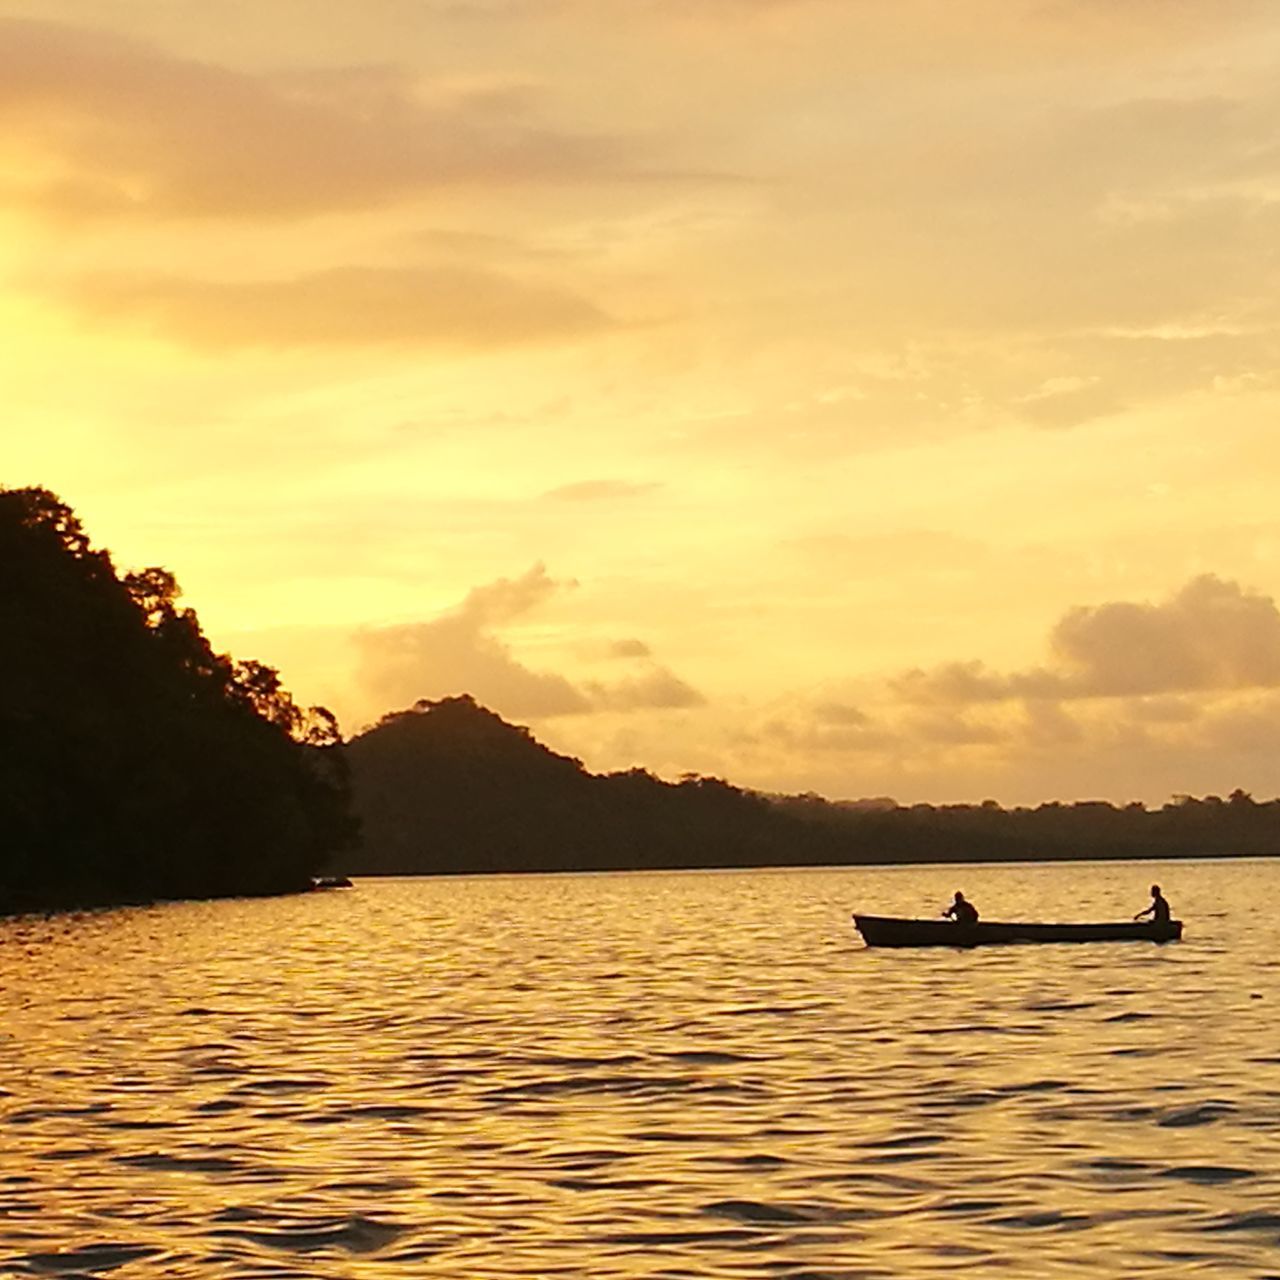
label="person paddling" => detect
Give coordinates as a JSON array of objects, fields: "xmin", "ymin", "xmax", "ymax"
[
  {"xmin": 1134, "ymin": 884, "xmax": 1171, "ymax": 924},
  {"xmin": 943, "ymin": 890, "xmax": 979, "ymax": 925}
]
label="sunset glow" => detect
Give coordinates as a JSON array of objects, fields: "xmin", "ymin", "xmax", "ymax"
[{"xmin": 7, "ymin": 0, "xmax": 1280, "ymax": 803}]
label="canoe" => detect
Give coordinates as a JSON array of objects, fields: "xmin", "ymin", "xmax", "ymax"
[{"xmin": 853, "ymin": 913, "xmax": 1183, "ymax": 948}]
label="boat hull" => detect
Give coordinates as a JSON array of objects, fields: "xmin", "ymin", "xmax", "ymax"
[{"xmin": 853, "ymin": 914, "xmax": 1183, "ymax": 948}]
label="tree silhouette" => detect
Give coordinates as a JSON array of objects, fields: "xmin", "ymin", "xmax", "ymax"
[
  {"xmin": 1, "ymin": 486, "xmax": 357, "ymax": 914},
  {"xmin": 342, "ymin": 695, "xmax": 1280, "ymax": 877}
]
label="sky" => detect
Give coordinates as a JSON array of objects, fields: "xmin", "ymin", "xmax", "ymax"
[{"xmin": 5, "ymin": 0, "xmax": 1280, "ymax": 805}]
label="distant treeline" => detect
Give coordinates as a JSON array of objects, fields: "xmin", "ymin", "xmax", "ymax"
[
  {"xmin": 1, "ymin": 487, "xmax": 356, "ymax": 915},
  {"xmin": 342, "ymin": 695, "xmax": 1280, "ymax": 876},
  {"xmin": 771, "ymin": 789, "xmax": 1280, "ymax": 863}
]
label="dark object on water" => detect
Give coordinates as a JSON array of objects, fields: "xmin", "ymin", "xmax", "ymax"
[
  {"xmin": 943, "ymin": 890, "xmax": 979, "ymax": 924},
  {"xmin": 1134, "ymin": 883, "xmax": 1172, "ymax": 924},
  {"xmin": 311, "ymin": 875, "xmax": 354, "ymax": 890},
  {"xmin": 853, "ymin": 914, "xmax": 1183, "ymax": 948}
]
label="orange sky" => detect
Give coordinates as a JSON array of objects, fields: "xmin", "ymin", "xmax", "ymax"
[{"xmin": 6, "ymin": 1, "xmax": 1280, "ymax": 803}]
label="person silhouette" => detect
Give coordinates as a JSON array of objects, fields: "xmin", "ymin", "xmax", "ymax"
[
  {"xmin": 943, "ymin": 890, "xmax": 979, "ymax": 925},
  {"xmin": 1134, "ymin": 884, "xmax": 1171, "ymax": 924}
]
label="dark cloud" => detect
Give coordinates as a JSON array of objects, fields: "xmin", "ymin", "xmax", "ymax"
[
  {"xmin": 54, "ymin": 266, "xmax": 612, "ymax": 350},
  {"xmin": 896, "ymin": 575, "xmax": 1280, "ymax": 704},
  {"xmin": 0, "ymin": 16, "xmax": 631, "ymax": 220}
]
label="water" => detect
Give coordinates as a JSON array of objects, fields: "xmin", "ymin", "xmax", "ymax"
[{"xmin": 3, "ymin": 860, "xmax": 1279, "ymax": 1279}]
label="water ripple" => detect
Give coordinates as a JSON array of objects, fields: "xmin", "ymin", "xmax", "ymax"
[{"xmin": 4, "ymin": 861, "xmax": 1280, "ymax": 1278}]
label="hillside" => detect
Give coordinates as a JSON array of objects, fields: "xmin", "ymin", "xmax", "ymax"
[
  {"xmin": 342, "ymin": 696, "xmax": 1280, "ymax": 875},
  {"xmin": 343, "ymin": 695, "xmax": 846, "ymax": 874}
]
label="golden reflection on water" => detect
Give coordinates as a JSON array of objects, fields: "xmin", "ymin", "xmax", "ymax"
[{"xmin": 3, "ymin": 861, "xmax": 1280, "ymax": 1278}]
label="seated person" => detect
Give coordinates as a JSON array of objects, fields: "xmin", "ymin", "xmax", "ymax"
[
  {"xmin": 943, "ymin": 890, "xmax": 979, "ymax": 925},
  {"xmin": 1134, "ymin": 884, "xmax": 1171, "ymax": 924}
]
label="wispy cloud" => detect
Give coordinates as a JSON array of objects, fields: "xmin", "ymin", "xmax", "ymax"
[
  {"xmin": 0, "ymin": 17, "xmax": 632, "ymax": 221},
  {"xmin": 52, "ymin": 266, "xmax": 613, "ymax": 350}
]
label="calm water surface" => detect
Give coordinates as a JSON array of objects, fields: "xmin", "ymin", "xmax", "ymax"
[{"xmin": 4, "ymin": 861, "xmax": 1280, "ymax": 1279}]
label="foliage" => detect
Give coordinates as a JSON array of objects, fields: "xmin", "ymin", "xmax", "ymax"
[
  {"xmin": 772, "ymin": 789, "xmax": 1280, "ymax": 862},
  {"xmin": 1, "ymin": 486, "xmax": 357, "ymax": 913},
  {"xmin": 343, "ymin": 695, "xmax": 797, "ymax": 874},
  {"xmin": 343, "ymin": 695, "xmax": 1280, "ymax": 876}
]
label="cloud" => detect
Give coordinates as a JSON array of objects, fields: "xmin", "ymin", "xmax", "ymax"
[
  {"xmin": 1049, "ymin": 574, "xmax": 1280, "ymax": 694},
  {"xmin": 53, "ymin": 266, "xmax": 613, "ymax": 350},
  {"xmin": 756, "ymin": 706, "xmax": 894, "ymax": 755},
  {"xmin": 356, "ymin": 564, "xmax": 590, "ymax": 717},
  {"xmin": 1200, "ymin": 690, "xmax": 1280, "ymax": 756},
  {"xmin": 622, "ymin": 0, "xmax": 1270, "ymax": 55},
  {"xmin": 609, "ymin": 638, "xmax": 652, "ymax": 658},
  {"xmin": 893, "ymin": 660, "xmax": 1034, "ymax": 706},
  {"xmin": 1013, "ymin": 376, "xmax": 1125, "ymax": 429},
  {"xmin": 725, "ymin": 666, "xmax": 1260, "ymax": 805},
  {"xmin": 813, "ymin": 700, "xmax": 870, "ymax": 726},
  {"xmin": 454, "ymin": 562, "xmax": 572, "ymax": 624},
  {"xmin": 715, "ymin": 572, "xmax": 1280, "ymax": 803},
  {"xmin": 356, "ymin": 563, "xmax": 703, "ymax": 719},
  {"xmin": 905, "ymin": 710, "xmax": 1006, "ymax": 746},
  {"xmin": 583, "ymin": 666, "xmax": 704, "ymax": 710},
  {"xmin": 708, "ymin": 575, "xmax": 1280, "ymax": 802},
  {"xmin": 896, "ymin": 575, "xmax": 1280, "ymax": 704},
  {"xmin": 0, "ymin": 16, "xmax": 630, "ymax": 220}
]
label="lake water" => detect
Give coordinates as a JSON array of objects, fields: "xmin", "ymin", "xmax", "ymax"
[{"xmin": 3, "ymin": 860, "xmax": 1280, "ymax": 1279}]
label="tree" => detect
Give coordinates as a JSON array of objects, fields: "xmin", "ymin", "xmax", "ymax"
[{"xmin": 1, "ymin": 486, "xmax": 357, "ymax": 913}]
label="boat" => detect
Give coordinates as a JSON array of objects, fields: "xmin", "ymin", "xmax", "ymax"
[{"xmin": 852, "ymin": 913, "xmax": 1183, "ymax": 948}]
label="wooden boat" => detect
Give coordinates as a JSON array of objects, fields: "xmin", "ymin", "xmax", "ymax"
[{"xmin": 853, "ymin": 913, "xmax": 1183, "ymax": 948}]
